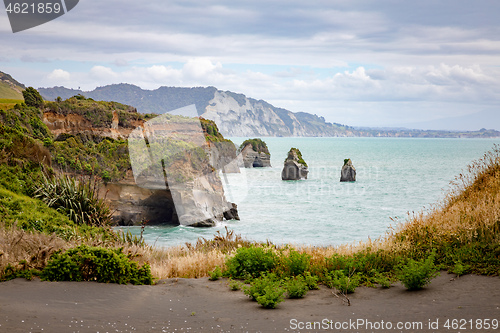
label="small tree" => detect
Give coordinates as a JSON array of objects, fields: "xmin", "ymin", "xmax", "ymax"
[{"xmin": 22, "ymin": 87, "xmax": 44, "ymax": 108}]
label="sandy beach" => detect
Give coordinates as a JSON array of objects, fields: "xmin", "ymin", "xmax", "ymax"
[{"xmin": 1, "ymin": 272, "xmax": 499, "ymax": 333}]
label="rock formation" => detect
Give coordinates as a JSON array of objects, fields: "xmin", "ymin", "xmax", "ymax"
[
  {"xmin": 42, "ymin": 100, "xmax": 240, "ymax": 227},
  {"xmin": 340, "ymin": 158, "xmax": 356, "ymax": 182},
  {"xmin": 239, "ymin": 138, "xmax": 271, "ymax": 168},
  {"xmin": 281, "ymin": 148, "xmax": 308, "ymax": 180}
]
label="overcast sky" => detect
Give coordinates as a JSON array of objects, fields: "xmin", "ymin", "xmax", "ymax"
[{"xmin": 1, "ymin": 0, "xmax": 500, "ymax": 130}]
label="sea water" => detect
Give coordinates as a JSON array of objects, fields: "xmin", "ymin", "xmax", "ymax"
[{"xmin": 120, "ymin": 137, "xmax": 499, "ymax": 248}]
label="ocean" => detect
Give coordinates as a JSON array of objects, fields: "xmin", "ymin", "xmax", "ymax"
[{"xmin": 119, "ymin": 137, "xmax": 500, "ymax": 248}]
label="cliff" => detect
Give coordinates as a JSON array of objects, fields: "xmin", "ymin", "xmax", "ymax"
[{"xmin": 38, "ymin": 95, "xmax": 239, "ymax": 227}]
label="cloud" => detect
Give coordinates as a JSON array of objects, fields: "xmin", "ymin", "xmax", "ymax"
[
  {"xmin": 47, "ymin": 69, "xmax": 71, "ymax": 82},
  {"xmin": 3, "ymin": 0, "xmax": 500, "ymax": 129}
]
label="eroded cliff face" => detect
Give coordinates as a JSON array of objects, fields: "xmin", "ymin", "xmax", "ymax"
[
  {"xmin": 43, "ymin": 108, "xmax": 240, "ymax": 227},
  {"xmin": 43, "ymin": 111, "xmax": 140, "ymax": 140}
]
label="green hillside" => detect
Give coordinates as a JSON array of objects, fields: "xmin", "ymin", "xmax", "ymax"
[{"xmin": 0, "ymin": 71, "xmax": 25, "ymax": 100}]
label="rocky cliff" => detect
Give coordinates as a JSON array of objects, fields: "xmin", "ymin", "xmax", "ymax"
[{"xmin": 41, "ymin": 96, "xmax": 239, "ymax": 227}]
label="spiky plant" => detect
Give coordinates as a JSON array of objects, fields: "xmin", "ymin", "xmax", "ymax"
[{"xmin": 34, "ymin": 173, "xmax": 112, "ymax": 227}]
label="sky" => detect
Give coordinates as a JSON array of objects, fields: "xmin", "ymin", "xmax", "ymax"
[{"xmin": 1, "ymin": 0, "xmax": 500, "ymax": 130}]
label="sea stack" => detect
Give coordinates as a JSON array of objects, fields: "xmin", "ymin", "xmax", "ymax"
[
  {"xmin": 282, "ymin": 148, "xmax": 308, "ymax": 180},
  {"xmin": 239, "ymin": 138, "xmax": 271, "ymax": 168},
  {"xmin": 340, "ymin": 158, "xmax": 356, "ymax": 182}
]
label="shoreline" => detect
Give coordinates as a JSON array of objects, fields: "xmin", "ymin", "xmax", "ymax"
[{"xmin": 1, "ymin": 272, "xmax": 499, "ymax": 332}]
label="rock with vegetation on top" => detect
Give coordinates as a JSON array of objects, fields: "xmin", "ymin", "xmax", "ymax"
[
  {"xmin": 340, "ymin": 158, "xmax": 356, "ymax": 182},
  {"xmin": 281, "ymin": 148, "xmax": 308, "ymax": 180},
  {"xmin": 239, "ymin": 138, "xmax": 271, "ymax": 168}
]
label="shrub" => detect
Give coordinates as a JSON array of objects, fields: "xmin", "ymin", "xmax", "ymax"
[
  {"xmin": 303, "ymin": 271, "xmax": 319, "ymax": 290},
  {"xmin": 396, "ymin": 252, "xmax": 440, "ymax": 290},
  {"xmin": 228, "ymin": 279, "xmax": 242, "ymax": 291},
  {"xmin": 22, "ymin": 87, "xmax": 44, "ymax": 108},
  {"xmin": 285, "ymin": 275, "xmax": 309, "ymax": 299},
  {"xmin": 449, "ymin": 260, "xmax": 470, "ymax": 277},
  {"xmin": 41, "ymin": 245, "xmax": 153, "ymax": 285},
  {"xmin": 243, "ymin": 273, "xmax": 279, "ymax": 301},
  {"xmin": 225, "ymin": 245, "xmax": 278, "ymax": 278},
  {"xmin": 283, "ymin": 249, "xmax": 310, "ymax": 276},
  {"xmin": 256, "ymin": 285, "xmax": 286, "ymax": 309},
  {"xmin": 208, "ymin": 266, "xmax": 222, "ymax": 281},
  {"xmin": 34, "ymin": 173, "xmax": 112, "ymax": 227},
  {"xmin": 324, "ymin": 270, "xmax": 361, "ymax": 294}
]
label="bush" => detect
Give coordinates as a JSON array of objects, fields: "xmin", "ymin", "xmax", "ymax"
[
  {"xmin": 285, "ymin": 275, "xmax": 309, "ymax": 299},
  {"xmin": 449, "ymin": 260, "xmax": 470, "ymax": 277},
  {"xmin": 256, "ymin": 285, "xmax": 285, "ymax": 309},
  {"xmin": 225, "ymin": 245, "xmax": 278, "ymax": 278},
  {"xmin": 34, "ymin": 173, "xmax": 112, "ymax": 227},
  {"xmin": 41, "ymin": 245, "xmax": 153, "ymax": 285},
  {"xmin": 228, "ymin": 279, "xmax": 242, "ymax": 291},
  {"xmin": 324, "ymin": 270, "xmax": 361, "ymax": 294},
  {"xmin": 22, "ymin": 87, "xmax": 44, "ymax": 108},
  {"xmin": 396, "ymin": 252, "xmax": 440, "ymax": 290},
  {"xmin": 283, "ymin": 249, "xmax": 310, "ymax": 276},
  {"xmin": 303, "ymin": 271, "xmax": 319, "ymax": 290},
  {"xmin": 208, "ymin": 266, "xmax": 222, "ymax": 281},
  {"xmin": 243, "ymin": 273, "xmax": 279, "ymax": 301}
]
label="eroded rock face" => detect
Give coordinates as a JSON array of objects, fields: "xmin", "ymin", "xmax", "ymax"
[
  {"xmin": 43, "ymin": 111, "xmax": 140, "ymax": 141},
  {"xmin": 340, "ymin": 159, "xmax": 356, "ymax": 182},
  {"xmin": 281, "ymin": 148, "xmax": 308, "ymax": 180},
  {"xmin": 240, "ymin": 144, "xmax": 271, "ymax": 168},
  {"xmin": 46, "ymin": 109, "xmax": 240, "ymax": 227}
]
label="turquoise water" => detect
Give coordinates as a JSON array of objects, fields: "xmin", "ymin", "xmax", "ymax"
[{"xmin": 120, "ymin": 137, "xmax": 500, "ymax": 248}]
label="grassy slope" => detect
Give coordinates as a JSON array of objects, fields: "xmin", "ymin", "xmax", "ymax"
[{"xmin": 0, "ymin": 82, "xmax": 23, "ymax": 100}]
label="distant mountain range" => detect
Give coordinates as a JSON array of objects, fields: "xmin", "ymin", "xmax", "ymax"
[{"xmin": 39, "ymin": 84, "xmax": 355, "ymax": 137}]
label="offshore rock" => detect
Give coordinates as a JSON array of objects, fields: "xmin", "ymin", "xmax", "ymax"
[
  {"xmin": 239, "ymin": 138, "xmax": 271, "ymax": 168},
  {"xmin": 281, "ymin": 148, "xmax": 308, "ymax": 180},
  {"xmin": 223, "ymin": 203, "xmax": 240, "ymax": 221},
  {"xmin": 340, "ymin": 158, "xmax": 356, "ymax": 182}
]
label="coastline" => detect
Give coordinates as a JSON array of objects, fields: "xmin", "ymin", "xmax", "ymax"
[{"xmin": 1, "ymin": 272, "xmax": 499, "ymax": 333}]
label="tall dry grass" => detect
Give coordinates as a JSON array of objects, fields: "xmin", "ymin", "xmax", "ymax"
[{"xmin": 383, "ymin": 144, "xmax": 500, "ymax": 254}]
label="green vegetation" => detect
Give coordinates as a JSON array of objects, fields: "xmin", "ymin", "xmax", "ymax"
[
  {"xmin": 208, "ymin": 266, "xmax": 222, "ymax": 281},
  {"xmin": 41, "ymin": 245, "xmax": 153, "ymax": 285},
  {"xmin": 34, "ymin": 173, "xmax": 112, "ymax": 227},
  {"xmin": 0, "ymin": 98, "xmax": 24, "ymax": 111},
  {"xmin": 239, "ymin": 138, "xmax": 269, "ymax": 154},
  {"xmin": 45, "ymin": 94, "xmax": 146, "ymax": 128},
  {"xmin": 285, "ymin": 275, "xmax": 309, "ymax": 298},
  {"xmin": 243, "ymin": 273, "xmax": 285, "ymax": 308},
  {"xmin": 288, "ymin": 147, "xmax": 308, "ymax": 167},
  {"xmin": 22, "ymin": 87, "xmax": 44, "ymax": 108},
  {"xmin": 225, "ymin": 245, "xmax": 278, "ymax": 279},
  {"xmin": 199, "ymin": 117, "xmax": 231, "ymax": 143},
  {"xmin": 396, "ymin": 252, "xmax": 440, "ymax": 290},
  {"xmin": 51, "ymin": 134, "xmax": 130, "ymax": 181}
]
